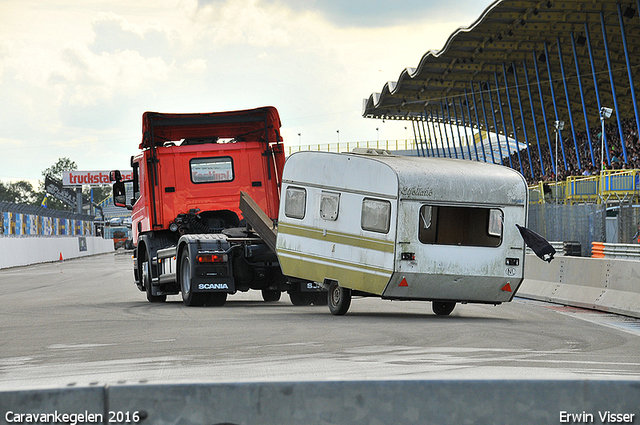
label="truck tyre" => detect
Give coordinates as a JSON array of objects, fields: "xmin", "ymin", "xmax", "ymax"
[
  {"xmin": 328, "ymin": 281, "xmax": 351, "ymax": 316},
  {"xmin": 143, "ymin": 256, "xmax": 166, "ymax": 303},
  {"xmin": 179, "ymin": 252, "xmax": 206, "ymax": 307},
  {"xmin": 262, "ymin": 290, "xmax": 281, "ymax": 302},
  {"xmin": 432, "ymin": 301, "xmax": 455, "ymax": 316}
]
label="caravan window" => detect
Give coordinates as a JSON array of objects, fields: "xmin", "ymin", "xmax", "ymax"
[
  {"xmin": 320, "ymin": 192, "xmax": 340, "ymax": 221},
  {"xmin": 487, "ymin": 209, "xmax": 503, "ymax": 237},
  {"xmin": 418, "ymin": 205, "xmax": 502, "ymax": 247},
  {"xmin": 284, "ymin": 187, "xmax": 306, "ymax": 219},
  {"xmin": 361, "ymin": 198, "xmax": 391, "ymax": 234}
]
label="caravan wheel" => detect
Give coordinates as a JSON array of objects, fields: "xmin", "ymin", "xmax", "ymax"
[
  {"xmin": 432, "ymin": 301, "xmax": 456, "ymax": 316},
  {"xmin": 328, "ymin": 281, "xmax": 351, "ymax": 316}
]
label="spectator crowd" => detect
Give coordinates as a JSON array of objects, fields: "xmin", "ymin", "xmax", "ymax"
[{"xmin": 506, "ymin": 117, "xmax": 640, "ymax": 185}]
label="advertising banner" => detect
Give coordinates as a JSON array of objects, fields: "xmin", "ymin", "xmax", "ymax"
[
  {"xmin": 45, "ymin": 175, "xmax": 79, "ymax": 210},
  {"xmin": 63, "ymin": 170, "xmax": 134, "ymax": 187}
]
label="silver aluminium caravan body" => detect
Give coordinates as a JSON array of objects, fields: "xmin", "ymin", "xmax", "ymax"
[{"xmin": 275, "ymin": 150, "xmax": 529, "ymax": 315}]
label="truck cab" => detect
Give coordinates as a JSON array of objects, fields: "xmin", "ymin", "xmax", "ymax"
[{"xmin": 111, "ymin": 107, "xmax": 316, "ymax": 306}]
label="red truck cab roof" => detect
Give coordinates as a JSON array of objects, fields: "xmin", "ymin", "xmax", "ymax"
[{"xmin": 140, "ymin": 106, "xmax": 283, "ymax": 149}]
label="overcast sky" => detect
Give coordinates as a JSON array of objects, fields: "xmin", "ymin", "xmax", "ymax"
[{"xmin": 0, "ymin": 0, "xmax": 492, "ymax": 182}]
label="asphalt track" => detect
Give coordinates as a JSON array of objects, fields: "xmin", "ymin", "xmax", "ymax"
[{"xmin": 1, "ymin": 252, "xmax": 639, "ymax": 390}]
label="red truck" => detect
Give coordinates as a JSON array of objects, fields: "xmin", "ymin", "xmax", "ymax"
[{"xmin": 111, "ymin": 106, "xmax": 323, "ymax": 306}]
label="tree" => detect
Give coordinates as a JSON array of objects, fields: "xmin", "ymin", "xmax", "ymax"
[
  {"xmin": 42, "ymin": 157, "xmax": 77, "ymax": 181},
  {"xmin": 37, "ymin": 157, "xmax": 110, "ymax": 215},
  {"xmin": 38, "ymin": 157, "xmax": 78, "ymax": 211},
  {"xmin": 0, "ymin": 181, "xmax": 10, "ymax": 202},
  {"xmin": 0, "ymin": 180, "xmax": 37, "ymax": 204}
]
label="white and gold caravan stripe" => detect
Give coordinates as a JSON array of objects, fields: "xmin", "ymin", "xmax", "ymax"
[{"xmin": 277, "ymin": 222, "xmax": 395, "ymax": 295}]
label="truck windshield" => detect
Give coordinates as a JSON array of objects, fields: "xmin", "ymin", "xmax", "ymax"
[
  {"xmin": 190, "ymin": 157, "xmax": 234, "ymax": 183},
  {"xmin": 418, "ymin": 205, "xmax": 502, "ymax": 247}
]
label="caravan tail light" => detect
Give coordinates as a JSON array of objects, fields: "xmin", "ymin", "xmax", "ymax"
[{"xmin": 401, "ymin": 252, "xmax": 415, "ymax": 261}]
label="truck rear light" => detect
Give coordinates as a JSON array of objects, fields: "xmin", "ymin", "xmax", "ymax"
[{"xmin": 197, "ymin": 254, "xmax": 227, "ymax": 263}]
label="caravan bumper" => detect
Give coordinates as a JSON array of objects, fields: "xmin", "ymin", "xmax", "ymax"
[{"xmin": 381, "ymin": 272, "xmax": 523, "ymax": 303}]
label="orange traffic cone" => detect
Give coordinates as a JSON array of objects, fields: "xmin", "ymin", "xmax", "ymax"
[{"xmin": 59, "ymin": 252, "xmax": 64, "ymax": 262}]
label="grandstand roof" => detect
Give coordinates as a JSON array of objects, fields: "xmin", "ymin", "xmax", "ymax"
[{"xmin": 363, "ymin": 0, "xmax": 640, "ymax": 159}]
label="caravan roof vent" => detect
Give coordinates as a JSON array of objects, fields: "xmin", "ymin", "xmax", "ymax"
[{"xmin": 351, "ymin": 148, "xmax": 394, "ymax": 156}]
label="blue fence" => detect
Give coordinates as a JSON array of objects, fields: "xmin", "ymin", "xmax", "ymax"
[{"xmin": 0, "ymin": 201, "xmax": 95, "ymax": 237}]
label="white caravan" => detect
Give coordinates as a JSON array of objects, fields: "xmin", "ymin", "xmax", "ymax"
[{"xmin": 275, "ymin": 149, "xmax": 529, "ymax": 316}]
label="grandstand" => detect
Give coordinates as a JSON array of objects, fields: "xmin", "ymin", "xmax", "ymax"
[{"xmin": 362, "ymin": 0, "xmax": 640, "ymax": 188}]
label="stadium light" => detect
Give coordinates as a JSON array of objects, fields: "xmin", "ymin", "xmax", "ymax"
[
  {"xmin": 600, "ymin": 107, "xmax": 613, "ymax": 170},
  {"xmin": 600, "ymin": 107, "xmax": 613, "ymax": 119}
]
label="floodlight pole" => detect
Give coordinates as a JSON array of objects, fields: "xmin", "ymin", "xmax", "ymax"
[
  {"xmin": 555, "ymin": 130, "xmax": 558, "ymax": 202},
  {"xmin": 599, "ymin": 107, "xmax": 613, "ymax": 170},
  {"xmin": 601, "ymin": 115, "xmax": 605, "ymax": 170},
  {"xmin": 554, "ymin": 120, "xmax": 564, "ymax": 204}
]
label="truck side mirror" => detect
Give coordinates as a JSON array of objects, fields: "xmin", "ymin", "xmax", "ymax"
[
  {"xmin": 110, "ymin": 170, "xmax": 122, "ymax": 182},
  {"xmin": 113, "ymin": 181, "xmax": 131, "ymax": 210}
]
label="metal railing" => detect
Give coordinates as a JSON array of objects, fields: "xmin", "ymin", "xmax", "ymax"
[
  {"xmin": 602, "ymin": 242, "xmax": 640, "ymax": 259},
  {"xmin": 529, "ymin": 169, "xmax": 640, "ymax": 204},
  {"xmin": 285, "ymin": 139, "xmax": 416, "ymax": 156}
]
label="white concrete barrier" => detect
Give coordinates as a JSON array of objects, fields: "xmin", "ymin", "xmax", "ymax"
[
  {"xmin": 519, "ymin": 254, "xmax": 640, "ymax": 318},
  {"xmin": 1, "ymin": 380, "xmax": 639, "ymax": 425},
  {"xmin": 0, "ymin": 236, "xmax": 114, "ymax": 269}
]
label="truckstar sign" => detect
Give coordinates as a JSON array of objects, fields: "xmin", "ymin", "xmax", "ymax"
[{"xmin": 63, "ymin": 170, "xmax": 133, "ymax": 187}]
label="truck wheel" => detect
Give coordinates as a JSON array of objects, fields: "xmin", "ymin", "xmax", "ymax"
[
  {"xmin": 328, "ymin": 281, "xmax": 351, "ymax": 316},
  {"xmin": 262, "ymin": 290, "xmax": 281, "ymax": 302},
  {"xmin": 180, "ymin": 253, "xmax": 206, "ymax": 307},
  {"xmin": 143, "ymin": 258, "xmax": 166, "ymax": 303},
  {"xmin": 432, "ymin": 301, "xmax": 455, "ymax": 316}
]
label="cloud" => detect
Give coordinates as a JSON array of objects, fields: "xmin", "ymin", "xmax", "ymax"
[
  {"xmin": 183, "ymin": 58, "xmax": 207, "ymax": 74},
  {"xmin": 247, "ymin": 0, "xmax": 488, "ymax": 28},
  {"xmin": 193, "ymin": 0, "xmax": 297, "ymax": 47},
  {"xmin": 67, "ymin": 48, "xmax": 172, "ymax": 106},
  {"xmin": 89, "ymin": 13, "xmax": 176, "ymax": 61},
  {"xmin": 0, "ymin": 0, "xmax": 494, "ymax": 181}
]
